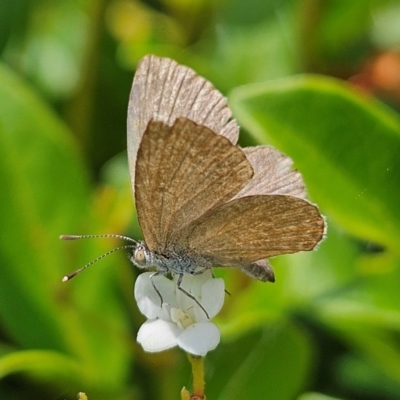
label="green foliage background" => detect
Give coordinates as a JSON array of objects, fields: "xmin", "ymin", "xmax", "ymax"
[{"xmin": 1, "ymin": 0, "xmax": 400, "ymax": 399}]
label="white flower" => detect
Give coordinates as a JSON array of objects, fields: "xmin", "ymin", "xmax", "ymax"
[{"xmin": 134, "ymin": 270, "xmax": 225, "ymax": 356}]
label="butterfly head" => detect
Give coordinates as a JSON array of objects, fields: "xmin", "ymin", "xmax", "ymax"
[{"xmin": 130, "ymin": 241, "xmax": 155, "ymax": 270}]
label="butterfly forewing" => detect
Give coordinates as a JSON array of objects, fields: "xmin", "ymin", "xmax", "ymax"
[
  {"xmin": 181, "ymin": 195, "xmax": 324, "ymax": 265},
  {"xmin": 128, "ymin": 55, "xmax": 240, "ymax": 193},
  {"xmin": 135, "ymin": 118, "xmax": 253, "ymax": 253}
]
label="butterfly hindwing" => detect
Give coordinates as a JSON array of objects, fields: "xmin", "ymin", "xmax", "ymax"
[{"xmin": 180, "ymin": 194, "xmax": 325, "ymax": 265}]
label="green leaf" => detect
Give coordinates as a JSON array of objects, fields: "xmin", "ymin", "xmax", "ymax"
[
  {"xmin": 297, "ymin": 393, "xmax": 343, "ymax": 400},
  {"xmin": 230, "ymin": 75, "xmax": 400, "ymax": 251},
  {"xmin": 0, "ymin": 349, "xmax": 132, "ymax": 399},
  {"xmin": 336, "ymin": 354, "xmax": 400, "ymax": 398},
  {"xmin": 0, "ymin": 63, "xmax": 131, "ymax": 389},
  {"xmin": 207, "ymin": 322, "xmax": 313, "ymax": 400},
  {"xmin": 0, "ymin": 62, "xmax": 90, "ymax": 350},
  {"xmin": 0, "ymin": 350, "xmax": 87, "ymax": 385}
]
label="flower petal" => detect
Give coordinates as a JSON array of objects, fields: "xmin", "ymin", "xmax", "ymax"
[
  {"xmin": 175, "ymin": 269, "xmax": 213, "ymax": 297},
  {"xmin": 199, "ymin": 277, "xmax": 225, "ymax": 319},
  {"xmin": 134, "ymin": 272, "xmax": 177, "ymax": 319},
  {"xmin": 176, "ymin": 322, "xmax": 220, "ymax": 356},
  {"xmin": 137, "ymin": 319, "xmax": 182, "ymax": 352},
  {"xmin": 175, "ymin": 270, "xmax": 224, "ymax": 322}
]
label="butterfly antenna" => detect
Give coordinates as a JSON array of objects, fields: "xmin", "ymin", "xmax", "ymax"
[
  {"xmin": 60, "ymin": 234, "xmax": 138, "ymax": 244},
  {"xmin": 60, "ymin": 234, "xmax": 138, "ymax": 282}
]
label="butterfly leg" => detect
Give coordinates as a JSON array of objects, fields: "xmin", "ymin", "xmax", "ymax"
[
  {"xmin": 211, "ymin": 270, "xmax": 231, "ymax": 295},
  {"xmin": 176, "ymin": 273, "xmax": 210, "ymax": 319},
  {"xmin": 149, "ymin": 270, "xmax": 168, "ymax": 307}
]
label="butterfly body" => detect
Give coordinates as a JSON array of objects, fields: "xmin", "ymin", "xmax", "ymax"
[
  {"xmin": 130, "ymin": 240, "xmax": 213, "ymax": 276},
  {"xmin": 130, "ymin": 238, "xmax": 216, "ymax": 317}
]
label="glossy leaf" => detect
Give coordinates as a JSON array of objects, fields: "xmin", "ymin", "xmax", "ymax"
[
  {"xmin": 298, "ymin": 393, "xmax": 343, "ymax": 400},
  {"xmin": 207, "ymin": 322, "xmax": 313, "ymax": 400},
  {"xmin": 0, "ymin": 63, "xmax": 131, "ymax": 389}
]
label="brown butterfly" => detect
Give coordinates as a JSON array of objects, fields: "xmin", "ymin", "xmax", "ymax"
[{"xmin": 62, "ymin": 56, "xmax": 325, "ymax": 316}]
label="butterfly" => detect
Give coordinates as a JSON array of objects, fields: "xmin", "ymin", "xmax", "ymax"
[{"xmin": 62, "ymin": 55, "xmax": 325, "ymax": 316}]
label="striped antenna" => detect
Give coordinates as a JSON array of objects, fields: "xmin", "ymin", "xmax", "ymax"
[
  {"xmin": 60, "ymin": 234, "xmax": 138, "ymax": 282},
  {"xmin": 60, "ymin": 234, "xmax": 137, "ymax": 243}
]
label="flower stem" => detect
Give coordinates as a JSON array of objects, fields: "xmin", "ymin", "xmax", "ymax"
[{"xmin": 184, "ymin": 353, "xmax": 206, "ymax": 399}]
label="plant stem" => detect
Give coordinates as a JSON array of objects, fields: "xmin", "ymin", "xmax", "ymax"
[{"xmin": 184, "ymin": 353, "xmax": 206, "ymax": 399}]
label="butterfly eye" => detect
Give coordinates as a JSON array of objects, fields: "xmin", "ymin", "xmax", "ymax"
[{"xmin": 134, "ymin": 248, "xmax": 147, "ymax": 266}]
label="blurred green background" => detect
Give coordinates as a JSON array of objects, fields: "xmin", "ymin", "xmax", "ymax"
[{"xmin": 1, "ymin": 0, "xmax": 400, "ymax": 399}]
